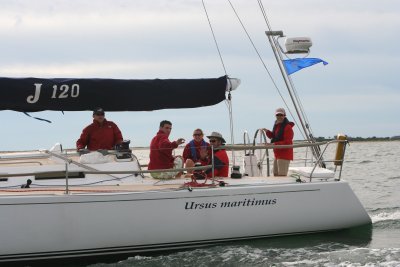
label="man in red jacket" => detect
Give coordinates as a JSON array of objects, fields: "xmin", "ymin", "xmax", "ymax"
[
  {"xmin": 76, "ymin": 108, "xmax": 123, "ymax": 151},
  {"xmin": 205, "ymin": 132, "xmax": 229, "ymax": 178},
  {"xmin": 264, "ymin": 108, "xmax": 295, "ymax": 176},
  {"xmin": 148, "ymin": 120, "xmax": 185, "ymax": 179}
]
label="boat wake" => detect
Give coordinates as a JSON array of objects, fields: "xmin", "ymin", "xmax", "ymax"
[
  {"xmin": 113, "ymin": 245, "xmax": 400, "ymax": 267},
  {"xmin": 370, "ymin": 208, "xmax": 400, "ymax": 229}
]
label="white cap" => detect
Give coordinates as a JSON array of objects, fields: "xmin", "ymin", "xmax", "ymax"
[{"xmin": 275, "ymin": 108, "xmax": 286, "ymax": 115}]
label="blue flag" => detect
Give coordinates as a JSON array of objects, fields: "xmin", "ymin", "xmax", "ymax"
[{"xmin": 283, "ymin": 58, "xmax": 328, "ymax": 75}]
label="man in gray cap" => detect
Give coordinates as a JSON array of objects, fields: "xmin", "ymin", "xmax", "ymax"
[
  {"xmin": 205, "ymin": 131, "xmax": 229, "ymax": 177},
  {"xmin": 76, "ymin": 108, "xmax": 123, "ymax": 151}
]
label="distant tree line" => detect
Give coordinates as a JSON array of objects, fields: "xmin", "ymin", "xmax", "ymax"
[{"xmin": 313, "ymin": 135, "xmax": 400, "ymax": 142}]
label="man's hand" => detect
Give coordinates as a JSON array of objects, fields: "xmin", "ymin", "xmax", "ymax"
[
  {"xmin": 176, "ymin": 138, "xmax": 185, "ymax": 145},
  {"xmin": 199, "ymin": 147, "xmax": 208, "ymax": 160},
  {"xmin": 263, "ymin": 128, "xmax": 272, "ymax": 136}
]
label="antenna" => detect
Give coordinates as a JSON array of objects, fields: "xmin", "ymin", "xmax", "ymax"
[{"xmin": 265, "ymin": 30, "xmax": 325, "ymax": 167}]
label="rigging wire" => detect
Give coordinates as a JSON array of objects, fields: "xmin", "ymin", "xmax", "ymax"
[
  {"xmin": 258, "ymin": 0, "xmax": 317, "ymax": 140},
  {"xmin": 257, "ymin": 0, "xmax": 272, "ymax": 30},
  {"xmin": 227, "ymin": 0, "xmax": 306, "ymax": 140},
  {"xmin": 258, "ymin": 0, "xmax": 325, "ymax": 165},
  {"xmin": 287, "ymin": 70, "xmax": 315, "ymax": 137},
  {"xmin": 201, "ymin": 0, "xmax": 228, "ymax": 76},
  {"xmin": 271, "ymin": 33, "xmax": 312, "ymax": 140},
  {"xmin": 257, "ymin": 0, "xmax": 307, "ymax": 138},
  {"xmin": 201, "ymin": 0, "xmax": 236, "ymax": 165}
]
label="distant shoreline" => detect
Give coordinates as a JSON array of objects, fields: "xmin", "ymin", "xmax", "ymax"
[{"xmin": 313, "ymin": 137, "xmax": 400, "ymax": 142}]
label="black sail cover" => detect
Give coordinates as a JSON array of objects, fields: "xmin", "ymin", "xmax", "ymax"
[{"xmin": 0, "ymin": 76, "xmax": 228, "ymax": 112}]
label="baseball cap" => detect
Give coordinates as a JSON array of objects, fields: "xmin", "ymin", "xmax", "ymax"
[
  {"xmin": 275, "ymin": 108, "xmax": 286, "ymax": 115},
  {"xmin": 93, "ymin": 107, "xmax": 105, "ymax": 115}
]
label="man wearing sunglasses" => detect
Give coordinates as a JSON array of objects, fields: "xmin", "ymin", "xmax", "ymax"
[
  {"xmin": 264, "ymin": 108, "xmax": 295, "ymax": 176},
  {"xmin": 205, "ymin": 132, "xmax": 229, "ymax": 178},
  {"xmin": 76, "ymin": 107, "xmax": 123, "ymax": 152}
]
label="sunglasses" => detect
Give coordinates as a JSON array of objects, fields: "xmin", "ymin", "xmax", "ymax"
[
  {"xmin": 276, "ymin": 114, "xmax": 285, "ymax": 117},
  {"xmin": 209, "ymin": 139, "xmax": 217, "ymax": 143},
  {"xmin": 193, "ymin": 133, "xmax": 202, "ymax": 136}
]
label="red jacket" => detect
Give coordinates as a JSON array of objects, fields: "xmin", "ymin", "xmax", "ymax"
[
  {"xmin": 182, "ymin": 139, "xmax": 211, "ymax": 165},
  {"xmin": 206, "ymin": 149, "xmax": 229, "ymax": 178},
  {"xmin": 148, "ymin": 130, "xmax": 178, "ymax": 170},
  {"xmin": 76, "ymin": 119, "xmax": 123, "ymax": 151},
  {"xmin": 266, "ymin": 120, "xmax": 294, "ymax": 160}
]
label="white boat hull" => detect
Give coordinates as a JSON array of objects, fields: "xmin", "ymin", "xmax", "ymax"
[{"xmin": 0, "ymin": 179, "xmax": 370, "ymax": 262}]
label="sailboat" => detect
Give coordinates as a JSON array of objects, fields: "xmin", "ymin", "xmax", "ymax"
[{"xmin": 0, "ymin": 2, "xmax": 370, "ymax": 264}]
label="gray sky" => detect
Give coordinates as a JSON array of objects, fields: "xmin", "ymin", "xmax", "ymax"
[{"xmin": 0, "ymin": 0, "xmax": 399, "ymax": 151}]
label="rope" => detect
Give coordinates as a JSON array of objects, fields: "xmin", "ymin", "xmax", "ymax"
[
  {"xmin": 202, "ymin": 0, "xmax": 236, "ymax": 165},
  {"xmin": 225, "ymin": 92, "xmax": 236, "ymax": 165},
  {"xmin": 201, "ymin": 0, "xmax": 228, "ymax": 76},
  {"xmin": 23, "ymin": 112, "xmax": 51, "ymax": 123}
]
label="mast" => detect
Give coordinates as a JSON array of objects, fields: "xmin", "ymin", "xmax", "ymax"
[{"xmin": 265, "ymin": 31, "xmax": 325, "ymax": 167}]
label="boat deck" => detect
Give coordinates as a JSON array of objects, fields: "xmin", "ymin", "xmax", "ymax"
[
  {"xmin": 0, "ymin": 176, "xmax": 300, "ymax": 196},
  {"xmin": 0, "ymin": 149, "xmax": 337, "ymax": 197}
]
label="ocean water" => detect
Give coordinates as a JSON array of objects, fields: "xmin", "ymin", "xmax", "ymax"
[{"xmin": 36, "ymin": 141, "xmax": 400, "ymax": 266}]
